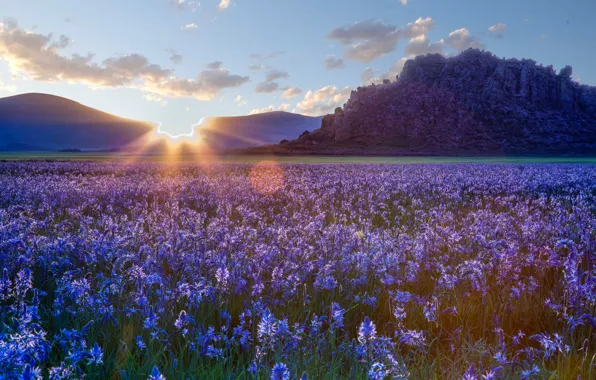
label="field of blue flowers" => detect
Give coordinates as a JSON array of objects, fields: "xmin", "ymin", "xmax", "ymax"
[{"xmin": 1, "ymin": 162, "xmax": 595, "ymax": 379}]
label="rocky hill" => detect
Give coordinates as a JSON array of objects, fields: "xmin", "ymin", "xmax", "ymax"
[{"xmin": 276, "ymin": 49, "xmax": 596, "ymax": 155}]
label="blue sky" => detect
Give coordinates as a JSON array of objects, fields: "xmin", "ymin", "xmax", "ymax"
[{"xmin": 0, "ymin": 0, "xmax": 594, "ymax": 135}]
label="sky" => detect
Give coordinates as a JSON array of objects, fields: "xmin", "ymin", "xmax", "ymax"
[{"xmin": 0, "ymin": 0, "xmax": 594, "ymax": 136}]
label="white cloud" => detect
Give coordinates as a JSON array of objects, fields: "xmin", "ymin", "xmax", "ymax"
[
  {"xmin": 489, "ymin": 23, "xmax": 507, "ymax": 32},
  {"xmin": 327, "ymin": 17, "xmax": 436, "ymax": 62},
  {"xmin": 0, "ymin": 19, "xmax": 249, "ymax": 100},
  {"xmin": 443, "ymin": 28, "xmax": 484, "ymax": 51},
  {"xmin": 181, "ymin": 23, "xmax": 198, "ymax": 31},
  {"xmin": 234, "ymin": 95, "xmax": 247, "ymax": 106},
  {"xmin": 404, "ymin": 35, "xmax": 445, "ymax": 56},
  {"xmin": 323, "ymin": 55, "xmax": 345, "ymax": 70},
  {"xmin": 249, "ymin": 103, "xmax": 290, "ymax": 115},
  {"xmin": 488, "ymin": 23, "xmax": 506, "ymax": 39},
  {"xmin": 218, "ymin": 0, "xmax": 231, "ymax": 10},
  {"xmin": 172, "ymin": 0, "xmax": 199, "ymax": 11},
  {"xmin": 281, "ymin": 87, "xmax": 302, "ymax": 99},
  {"xmin": 295, "ymin": 85, "xmax": 352, "ymax": 116},
  {"xmin": 401, "ymin": 0, "xmax": 408, "ymax": 4}
]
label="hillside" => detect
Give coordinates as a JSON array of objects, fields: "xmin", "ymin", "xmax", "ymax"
[
  {"xmin": 271, "ymin": 50, "xmax": 596, "ymax": 155},
  {"xmin": 197, "ymin": 112, "xmax": 322, "ymax": 150},
  {"xmin": 0, "ymin": 93, "xmax": 154, "ymax": 151},
  {"xmin": 0, "ymin": 93, "xmax": 322, "ymax": 152}
]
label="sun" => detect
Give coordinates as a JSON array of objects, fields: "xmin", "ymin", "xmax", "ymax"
[
  {"xmin": 154, "ymin": 122, "xmax": 200, "ymax": 144},
  {"xmin": 114, "ymin": 121, "xmax": 217, "ymax": 164}
]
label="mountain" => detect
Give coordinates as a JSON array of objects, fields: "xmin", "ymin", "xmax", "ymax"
[
  {"xmin": 197, "ymin": 112, "xmax": 323, "ymax": 150},
  {"xmin": 0, "ymin": 93, "xmax": 154, "ymax": 151},
  {"xmin": 261, "ymin": 50, "xmax": 596, "ymax": 155},
  {"xmin": 0, "ymin": 93, "xmax": 322, "ymax": 152}
]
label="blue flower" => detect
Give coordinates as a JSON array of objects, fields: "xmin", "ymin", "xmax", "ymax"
[
  {"xmin": 358, "ymin": 317, "xmax": 377, "ymax": 345},
  {"xmin": 87, "ymin": 343, "xmax": 103, "ymax": 365},
  {"xmin": 271, "ymin": 362, "xmax": 290, "ymax": 380},
  {"xmin": 148, "ymin": 365, "xmax": 166, "ymax": 380}
]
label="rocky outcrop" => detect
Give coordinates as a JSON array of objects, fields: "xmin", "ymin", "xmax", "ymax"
[{"xmin": 296, "ymin": 50, "xmax": 596, "ymax": 155}]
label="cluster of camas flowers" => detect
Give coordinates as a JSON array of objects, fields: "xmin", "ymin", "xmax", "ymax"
[{"xmin": 0, "ymin": 162, "xmax": 595, "ymax": 378}]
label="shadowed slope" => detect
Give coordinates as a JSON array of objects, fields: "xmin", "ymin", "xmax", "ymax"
[
  {"xmin": 197, "ymin": 112, "xmax": 323, "ymax": 149},
  {"xmin": 0, "ymin": 93, "xmax": 154, "ymax": 151}
]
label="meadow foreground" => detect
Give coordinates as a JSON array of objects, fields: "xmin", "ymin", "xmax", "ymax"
[{"xmin": 1, "ymin": 162, "xmax": 595, "ymax": 379}]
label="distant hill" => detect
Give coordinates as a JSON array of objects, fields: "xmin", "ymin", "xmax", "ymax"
[
  {"xmin": 197, "ymin": 112, "xmax": 323, "ymax": 150},
  {"xmin": 0, "ymin": 93, "xmax": 323, "ymax": 152},
  {"xmin": 263, "ymin": 50, "xmax": 596, "ymax": 155},
  {"xmin": 0, "ymin": 93, "xmax": 153, "ymax": 151}
]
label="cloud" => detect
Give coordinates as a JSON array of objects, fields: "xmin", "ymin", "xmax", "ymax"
[
  {"xmin": 323, "ymin": 55, "xmax": 345, "ymax": 70},
  {"xmin": 281, "ymin": 87, "xmax": 302, "ymax": 99},
  {"xmin": 255, "ymin": 81, "xmax": 280, "ymax": 93},
  {"xmin": 218, "ymin": 0, "xmax": 231, "ymax": 10},
  {"xmin": 295, "ymin": 85, "xmax": 352, "ymax": 116},
  {"xmin": 382, "ymin": 57, "xmax": 409, "ymax": 81},
  {"xmin": 378, "ymin": 25, "xmax": 483, "ymax": 82},
  {"xmin": 234, "ymin": 95, "xmax": 247, "ymax": 106},
  {"xmin": 145, "ymin": 68, "xmax": 249, "ymax": 100},
  {"xmin": 250, "ymin": 51, "xmax": 285, "ymax": 61},
  {"xmin": 102, "ymin": 54, "xmax": 171, "ymax": 81},
  {"xmin": 488, "ymin": 23, "xmax": 506, "ymax": 39},
  {"xmin": 400, "ymin": 0, "xmax": 408, "ymax": 4},
  {"xmin": 181, "ymin": 23, "xmax": 198, "ymax": 31},
  {"xmin": 248, "ymin": 64, "xmax": 267, "ymax": 71},
  {"xmin": 404, "ymin": 35, "xmax": 445, "ymax": 56},
  {"xmin": 488, "ymin": 23, "xmax": 507, "ymax": 32},
  {"xmin": 144, "ymin": 93, "xmax": 168, "ymax": 106},
  {"xmin": 207, "ymin": 61, "xmax": 223, "ymax": 70},
  {"xmin": 327, "ymin": 17, "xmax": 435, "ymax": 62},
  {"xmin": 265, "ymin": 69, "xmax": 289, "ymax": 82},
  {"xmin": 0, "ymin": 19, "xmax": 249, "ymax": 100},
  {"xmin": 167, "ymin": 49, "xmax": 183, "ymax": 64},
  {"xmin": 443, "ymin": 28, "xmax": 484, "ymax": 51},
  {"xmin": 172, "ymin": 0, "xmax": 199, "ymax": 11},
  {"xmin": 361, "ymin": 67, "xmax": 377, "ymax": 84},
  {"xmin": 249, "ymin": 103, "xmax": 290, "ymax": 115},
  {"xmin": 0, "ymin": 78, "xmax": 16, "ymax": 93}
]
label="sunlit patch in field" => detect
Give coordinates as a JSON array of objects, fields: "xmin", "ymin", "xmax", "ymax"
[{"xmin": 249, "ymin": 161, "xmax": 285, "ymax": 195}]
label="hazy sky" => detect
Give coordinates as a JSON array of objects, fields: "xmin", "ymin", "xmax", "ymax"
[{"xmin": 0, "ymin": 0, "xmax": 594, "ymax": 135}]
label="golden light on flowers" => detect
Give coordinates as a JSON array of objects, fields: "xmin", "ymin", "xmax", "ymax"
[{"xmin": 249, "ymin": 161, "xmax": 285, "ymax": 195}]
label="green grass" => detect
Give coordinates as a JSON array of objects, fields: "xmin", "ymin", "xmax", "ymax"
[{"xmin": 1, "ymin": 151, "xmax": 596, "ymax": 164}]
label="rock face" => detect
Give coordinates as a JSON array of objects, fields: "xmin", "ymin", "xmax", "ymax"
[{"xmin": 299, "ymin": 50, "xmax": 596, "ymax": 154}]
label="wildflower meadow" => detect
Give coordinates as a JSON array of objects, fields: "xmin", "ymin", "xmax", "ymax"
[{"xmin": 1, "ymin": 162, "xmax": 595, "ymax": 379}]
